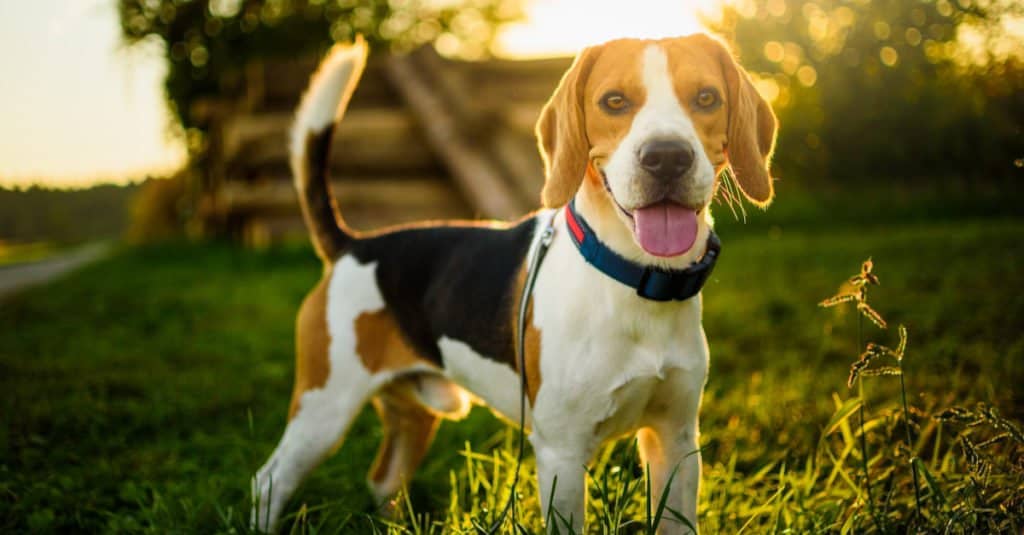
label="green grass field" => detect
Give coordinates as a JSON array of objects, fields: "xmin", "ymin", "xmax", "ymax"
[
  {"xmin": 2, "ymin": 190, "xmax": 1022, "ymax": 533},
  {"xmin": 0, "ymin": 242, "xmax": 62, "ymax": 267}
]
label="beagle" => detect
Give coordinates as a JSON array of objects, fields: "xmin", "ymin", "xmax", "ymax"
[{"xmin": 252, "ymin": 34, "xmax": 776, "ymax": 534}]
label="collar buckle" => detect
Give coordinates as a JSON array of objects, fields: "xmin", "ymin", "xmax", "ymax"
[
  {"xmin": 631, "ymin": 218, "xmax": 722, "ymax": 302},
  {"xmin": 637, "ymin": 268, "xmax": 680, "ymax": 301}
]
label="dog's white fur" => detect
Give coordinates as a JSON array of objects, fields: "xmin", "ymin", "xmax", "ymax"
[{"xmin": 289, "ymin": 35, "xmax": 367, "ymax": 199}]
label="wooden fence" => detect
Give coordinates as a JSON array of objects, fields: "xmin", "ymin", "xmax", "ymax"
[{"xmin": 194, "ymin": 46, "xmax": 571, "ymax": 245}]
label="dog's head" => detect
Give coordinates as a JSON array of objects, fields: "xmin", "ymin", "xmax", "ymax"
[{"xmin": 537, "ymin": 34, "xmax": 777, "ymax": 264}]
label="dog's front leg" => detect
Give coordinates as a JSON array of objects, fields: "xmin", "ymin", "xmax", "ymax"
[
  {"xmin": 638, "ymin": 420, "xmax": 700, "ymax": 535},
  {"xmin": 532, "ymin": 435, "xmax": 590, "ymax": 533},
  {"xmin": 639, "ymin": 369, "xmax": 704, "ymax": 535}
]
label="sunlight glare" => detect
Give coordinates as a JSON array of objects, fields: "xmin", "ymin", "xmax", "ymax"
[{"xmin": 495, "ymin": 0, "xmax": 728, "ymax": 58}]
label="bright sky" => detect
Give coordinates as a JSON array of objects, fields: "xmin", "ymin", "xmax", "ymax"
[
  {"xmin": 0, "ymin": 0, "xmax": 186, "ymax": 188},
  {"xmin": 496, "ymin": 0, "xmax": 716, "ymax": 58},
  {"xmin": 0, "ymin": 0, "xmax": 717, "ymax": 187}
]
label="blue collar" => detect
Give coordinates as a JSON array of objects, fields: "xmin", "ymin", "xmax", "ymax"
[{"xmin": 564, "ymin": 197, "xmax": 721, "ymax": 302}]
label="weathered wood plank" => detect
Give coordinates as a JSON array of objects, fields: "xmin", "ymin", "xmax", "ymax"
[
  {"xmin": 252, "ymin": 53, "xmax": 569, "ymax": 111},
  {"xmin": 492, "ymin": 127, "xmax": 544, "ymax": 204},
  {"xmin": 385, "ymin": 55, "xmax": 531, "ymax": 220},
  {"xmin": 501, "ymin": 103, "xmax": 546, "ymax": 135},
  {"xmin": 221, "ymin": 109, "xmax": 438, "ymax": 174},
  {"xmin": 208, "ymin": 47, "xmax": 571, "ymax": 242},
  {"xmin": 252, "ymin": 57, "xmax": 402, "ymax": 111},
  {"xmin": 209, "ymin": 176, "xmax": 470, "ymax": 218},
  {"xmin": 446, "ymin": 55, "xmax": 572, "ymax": 81}
]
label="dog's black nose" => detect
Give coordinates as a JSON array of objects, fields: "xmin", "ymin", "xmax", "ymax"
[{"xmin": 639, "ymin": 140, "xmax": 694, "ymax": 181}]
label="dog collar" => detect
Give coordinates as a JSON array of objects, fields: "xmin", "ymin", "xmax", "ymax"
[{"xmin": 564, "ymin": 197, "xmax": 721, "ymax": 302}]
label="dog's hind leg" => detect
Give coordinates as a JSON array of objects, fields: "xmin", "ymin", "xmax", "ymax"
[
  {"xmin": 250, "ymin": 276, "xmax": 365, "ymax": 532},
  {"xmin": 251, "ymin": 374, "xmax": 373, "ymax": 532},
  {"xmin": 367, "ymin": 388, "xmax": 441, "ymax": 505},
  {"xmin": 367, "ymin": 374, "xmax": 472, "ymax": 504},
  {"xmin": 251, "ymin": 275, "xmax": 375, "ymax": 532}
]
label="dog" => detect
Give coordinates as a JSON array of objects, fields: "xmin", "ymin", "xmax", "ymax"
[{"xmin": 251, "ymin": 33, "xmax": 776, "ymax": 533}]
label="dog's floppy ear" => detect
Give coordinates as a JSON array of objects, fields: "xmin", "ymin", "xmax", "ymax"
[
  {"xmin": 536, "ymin": 45, "xmax": 602, "ymax": 208},
  {"xmin": 697, "ymin": 35, "xmax": 778, "ymax": 206}
]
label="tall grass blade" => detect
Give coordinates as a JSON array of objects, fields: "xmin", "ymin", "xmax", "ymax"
[
  {"xmin": 649, "ymin": 462, "xmax": 680, "ymax": 532},
  {"xmin": 665, "ymin": 506, "xmax": 699, "ymax": 534},
  {"xmin": 914, "ymin": 458, "xmax": 946, "ymax": 506},
  {"xmin": 824, "ymin": 397, "xmax": 863, "ymax": 437},
  {"xmin": 644, "ymin": 462, "xmax": 653, "ymax": 534}
]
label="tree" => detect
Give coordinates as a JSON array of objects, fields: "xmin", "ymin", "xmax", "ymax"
[
  {"xmin": 119, "ymin": 0, "xmax": 521, "ymax": 136},
  {"xmin": 712, "ymin": 0, "xmax": 1024, "ymax": 183}
]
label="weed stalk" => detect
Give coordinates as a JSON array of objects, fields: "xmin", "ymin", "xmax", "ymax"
[
  {"xmin": 856, "ymin": 315, "xmax": 877, "ymax": 525},
  {"xmin": 898, "ymin": 353, "xmax": 924, "ymax": 520}
]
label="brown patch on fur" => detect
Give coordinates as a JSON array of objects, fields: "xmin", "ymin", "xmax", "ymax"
[
  {"xmin": 536, "ymin": 44, "xmax": 601, "ymax": 208},
  {"xmin": 688, "ymin": 34, "xmax": 778, "ymax": 205},
  {"xmin": 537, "ymin": 39, "xmax": 653, "ymax": 208},
  {"xmin": 659, "ymin": 37, "xmax": 731, "ymax": 175},
  {"xmin": 354, "ymin": 309, "xmax": 428, "ymax": 372},
  {"xmin": 524, "ymin": 302, "xmax": 542, "ymax": 405},
  {"xmin": 582, "ymin": 40, "xmax": 650, "ymax": 172},
  {"xmin": 368, "ymin": 390, "xmax": 440, "ymax": 493},
  {"xmin": 510, "ymin": 265, "xmax": 543, "ymax": 404},
  {"xmin": 289, "ymin": 276, "xmax": 332, "ymax": 419}
]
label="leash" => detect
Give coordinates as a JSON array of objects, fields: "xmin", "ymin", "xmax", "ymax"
[{"xmin": 488, "ymin": 212, "xmax": 556, "ymax": 534}]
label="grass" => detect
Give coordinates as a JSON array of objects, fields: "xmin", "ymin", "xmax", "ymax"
[
  {"xmin": 1, "ymin": 190, "xmax": 1022, "ymax": 533},
  {"xmin": 0, "ymin": 241, "xmax": 62, "ymax": 267}
]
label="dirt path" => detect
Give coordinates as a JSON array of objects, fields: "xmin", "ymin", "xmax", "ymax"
[{"xmin": 0, "ymin": 243, "xmax": 111, "ymax": 300}]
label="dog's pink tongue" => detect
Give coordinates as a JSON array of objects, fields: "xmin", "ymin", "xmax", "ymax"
[{"xmin": 633, "ymin": 202, "xmax": 698, "ymax": 257}]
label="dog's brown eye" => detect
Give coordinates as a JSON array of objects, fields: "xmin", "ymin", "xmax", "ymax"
[
  {"xmin": 696, "ymin": 88, "xmax": 719, "ymax": 109},
  {"xmin": 600, "ymin": 92, "xmax": 630, "ymax": 113}
]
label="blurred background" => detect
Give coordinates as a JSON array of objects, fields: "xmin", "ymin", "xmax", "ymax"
[
  {"xmin": 1, "ymin": 0, "xmax": 1021, "ymax": 250},
  {"xmin": 2, "ymin": 1, "xmax": 1024, "ymax": 532}
]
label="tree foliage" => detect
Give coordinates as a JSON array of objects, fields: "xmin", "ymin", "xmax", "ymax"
[
  {"xmin": 118, "ymin": 0, "xmax": 521, "ymax": 135},
  {"xmin": 0, "ymin": 184, "xmax": 139, "ymax": 244},
  {"xmin": 714, "ymin": 0, "xmax": 1024, "ymax": 183}
]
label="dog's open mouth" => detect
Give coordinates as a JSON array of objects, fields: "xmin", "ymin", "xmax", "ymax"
[
  {"xmin": 631, "ymin": 202, "xmax": 699, "ymax": 257},
  {"xmin": 601, "ymin": 173, "xmax": 703, "ymax": 258}
]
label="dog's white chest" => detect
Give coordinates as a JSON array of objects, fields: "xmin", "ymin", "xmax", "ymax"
[{"xmin": 527, "ymin": 234, "xmax": 710, "ymax": 444}]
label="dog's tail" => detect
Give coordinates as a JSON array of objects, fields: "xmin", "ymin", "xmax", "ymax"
[{"xmin": 290, "ymin": 37, "xmax": 368, "ymax": 262}]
